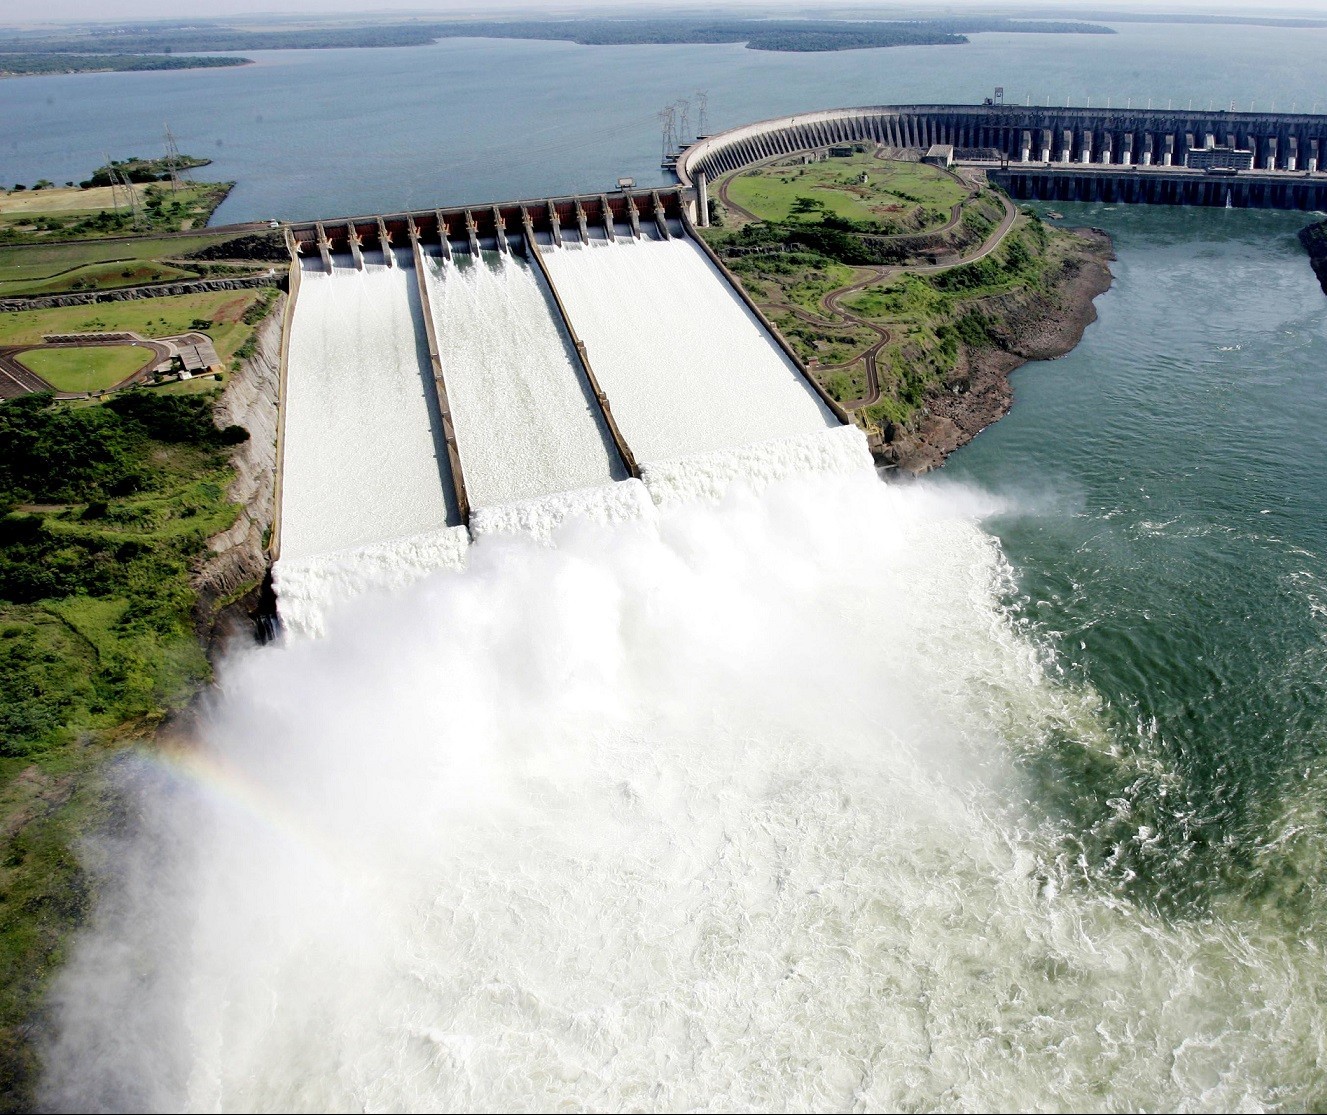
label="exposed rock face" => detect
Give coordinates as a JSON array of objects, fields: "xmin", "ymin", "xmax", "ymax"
[
  {"xmin": 1298, "ymin": 219, "xmax": 1327, "ymax": 296},
  {"xmin": 182, "ymin": 232, "xmax": 288, "ymax": 262},
  {"xmin": 886, "ymin": 227, "xmax": 1115, "ymax": 473},
  {"xmin": 194, "ymin": 296, "xmax": 282, "ymax": 646},
  {"xmin": 0, "ymin": 275, "xmax": 281, "ymax": 314}
]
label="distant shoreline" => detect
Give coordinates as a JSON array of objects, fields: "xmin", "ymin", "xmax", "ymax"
[{"xmin": 0, "ymin": 54, "xmax": 251, "ymax": 79}]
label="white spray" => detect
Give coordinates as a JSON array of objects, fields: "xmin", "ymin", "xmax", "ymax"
[{"xmin": 42, "ymin": 466, "xmax": 1327, "ymax": 1112}]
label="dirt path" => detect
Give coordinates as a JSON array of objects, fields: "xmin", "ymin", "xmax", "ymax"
[
  {"xmin": 712, "ymin": 152, "xmax": 1019, "ymax": 411},
  {"xmin": 815, "ymin": 192, "xmax": 1019, "ymax": 409}
]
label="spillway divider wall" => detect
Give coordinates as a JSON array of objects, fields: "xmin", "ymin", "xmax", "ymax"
[
  {"xmin": 409, "ymin": 229, "xmax": 473, "ymax": 525},
  {"xmin": 678, "ymin": 209, "xmax": 854, "ymax": 427},
  {"xmin": 269, "ymin": 230, "xmax": 302, "ymax": 561},
  {"xmin": 521, "ymin": 208, "xmax": 641, "ymax": 479}
]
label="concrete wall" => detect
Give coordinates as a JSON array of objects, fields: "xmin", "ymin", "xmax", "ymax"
[
  {"xmin": 676, "ymin": 105, "xmax": 1327, "ymax": 198},
  {"xmin": 989, "ymin": 167, "xmax": 1327, "ymax": 209}
]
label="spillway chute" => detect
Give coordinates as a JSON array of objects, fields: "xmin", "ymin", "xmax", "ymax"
[{"xmin": 273, "ymin": 191, "xmax": 868, "ymax": 637}]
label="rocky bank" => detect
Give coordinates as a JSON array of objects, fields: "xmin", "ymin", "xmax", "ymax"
[
  {"xmin": 885, "ymin": 227, "xmax": 1115, "ymax": 473},
  {"xmin": 193, "ymin": 295, "xmax": 282, "ymax": 649}
]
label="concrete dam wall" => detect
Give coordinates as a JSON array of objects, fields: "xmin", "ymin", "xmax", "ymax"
[
  {"xmin": 274, "ymin": 188, "xmax": 858, "ymax": 632},
  {"xmin": 677, "ymin": 104, "xmax": 1327, "ymax": 212}
]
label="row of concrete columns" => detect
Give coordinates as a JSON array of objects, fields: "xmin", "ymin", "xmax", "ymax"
[
  {"xmin": 304, "ymin": 194, "xmax": 683, "ymax": 272},
  {"xmin": 993, "ymin": 168, "xmax": 1327, "ymax": 209},
  {"xmin": 690, "ymin": 113, "xmax": 1326, "ymax": 181}
]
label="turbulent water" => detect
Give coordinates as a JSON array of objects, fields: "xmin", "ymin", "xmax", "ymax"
[
  {"xmin": 43, "ymin": 458, "xmax": 1327, "ymax": 1111},
  {"xmin": 276, "ymin": 234, "xmax": 846, "ymax": 637},
  {"xmin": 280, "ymin": 250, "xmax": 456, "ymax": 559},
  {"xmin": 425, "ymin": 249, "xmax": 624, "ymax": 509}
]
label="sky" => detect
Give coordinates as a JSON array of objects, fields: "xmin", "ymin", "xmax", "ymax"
[{"xmin": 4, "ymin": 0, "xmax": 1327, "ymax": 29}]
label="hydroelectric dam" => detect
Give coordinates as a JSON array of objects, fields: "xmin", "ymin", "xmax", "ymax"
[
  {"xmin": 273, "ymin": 188, "xmax": 859, "ymax": 633},
  {"xmin": 675, "ymin": 102, "xmax": 1327, "ymax": 211},
  {"xmin": 270, "ymin": 100, "xmax": 1327, "ymax": 632}
]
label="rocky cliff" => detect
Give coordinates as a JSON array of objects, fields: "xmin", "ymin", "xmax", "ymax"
[
  {"xmin": 194, "ymin": 296, "xmax": 282, "ymax": 645},
  {"xmin": 1299, "ymin": 219, "xmax": 1327, "ymax": 296}
]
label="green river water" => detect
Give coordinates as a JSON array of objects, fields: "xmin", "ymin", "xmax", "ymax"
[{"xmin": 948, "ymin": 205, "xmax": 1327, "ymax": 922}]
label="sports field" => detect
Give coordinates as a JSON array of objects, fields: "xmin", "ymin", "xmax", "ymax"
[
  {"xmin": 0, "ymin": 289, "xmax": 264, "ymax": 361},
  {"xmin": 17, "ymin": 344, "xmax": 152, "ymax": 393}
]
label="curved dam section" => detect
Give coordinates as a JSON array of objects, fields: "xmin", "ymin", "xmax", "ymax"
[{"xmin": 678, "ymin": 104, "xmax": 1327, "ymax": 211}]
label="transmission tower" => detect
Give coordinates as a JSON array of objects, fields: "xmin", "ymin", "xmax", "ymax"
[
  {"xmin": 695, "ymin": 91, "xmax": 709, "ymax": 137},
  {"xmin": 163, "ymin": 122, "xmax": 183, "ymax": 191},
  {"xmin": 677, "ymin": 99, "xmax": 691, "ymax": 146},
  {"xmin": 110, "ymin": 162, "xmax": 144, "ymax": 229},
  {"xmin": 658, "ymin": 104, "xmax": 677, "ymax": 161},
  {"xmin": 104, "ymin": 152, "xmax": 124, "ymax": 214}
]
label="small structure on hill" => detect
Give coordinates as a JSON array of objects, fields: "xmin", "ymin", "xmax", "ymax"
[{"xmin": 923, "ymin": 144, "xmax": 955, "ymax": 168}]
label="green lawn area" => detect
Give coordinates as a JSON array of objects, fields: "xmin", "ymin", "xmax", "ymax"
[
  {"xmin": 16, "ymin": 345, "xmax": 152, "ymax": 393},
  {"xmin": 725, "ymin": 154, "xmax": 968, "ymax": 230},
  {"xmin": 0, "ymin": 231, "xmax": 241, "ymax": 294},
  {"xmin": 0, "ymin": 289, "xmax": 263, "ymax": 362},
  {"xmin": 0, "ymin": 260, "xmax": 198, "ymax": 297}
]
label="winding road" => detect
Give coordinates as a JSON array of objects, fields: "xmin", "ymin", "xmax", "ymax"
[{"xmin": 713, "ymin": 150, "xmax": 1019, "ymax": 409}]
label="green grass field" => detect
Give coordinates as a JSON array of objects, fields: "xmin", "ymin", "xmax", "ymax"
[
  {"xmin": 0, "ymin": 230, "xmax": 249, "ymax": 297},
  {"xmin": 2, "ymin": 260, "xmax": 199, "ymax": 297},
  {"xmin": 725, "ymin": 154, "xmax": 968, "ymax": 230},
  {"xmin": 16, "ymin": 345, "xmax": 152, "ymax": 393},
  {"xmin": 0, "ymin": 289, "xmax": 263, "ymax": 363},
  {"xmin": 0, "ymin": 182, "xmax": 233, "ymax": 246}
]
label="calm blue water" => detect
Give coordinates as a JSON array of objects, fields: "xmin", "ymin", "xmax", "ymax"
[{"xmin": 3, "ymin": 23, "xmax": 1327, "ymax": 222}]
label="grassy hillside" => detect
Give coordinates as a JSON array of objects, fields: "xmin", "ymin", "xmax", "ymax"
[
  {"xmin": 0, "ymin": 390, "xmax": 252, "ymax": 1107},
  {"xmin": 726, "ymin": 155, "xmax": 968, "ymax": 232}
]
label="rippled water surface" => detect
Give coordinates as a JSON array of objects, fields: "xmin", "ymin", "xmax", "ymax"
[{"xmin": 946, "ymin": 205, "xmax": 1327, "ymax": 918}]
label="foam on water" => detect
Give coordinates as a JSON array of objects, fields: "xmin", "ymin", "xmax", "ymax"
[
  {"xmin": 42, "ymin": 466, "xmax": 1327, "ymax": 1112},
  {"xmin": 280, "ymin": 430, "xmax": 872, "ymax": 636},
  {"xmin": 425, "ymin": 251, "xmax": 624, "ymax": 509},
  {"xmin": 541, "ymin": 236, "xmax": 837, "ymax": 463},
  {"xmin": 279, "ymin": 252, "xmax": 455, "ymax": 561},
  {"xmin": 642, "ymin": 424, "xmax": 874, "ymax": 507},
  {"xmin": 469, "ymin": 478, "xmax": 653, "ymax": 541},
  {"xmin": 272, "ymin": 525, "xmax": 471, "ymax": 638}
]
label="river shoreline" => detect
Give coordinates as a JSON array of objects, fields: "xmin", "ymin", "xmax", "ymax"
[{"xmin": 885, "ymin": 226, "xmax": 1116, "ymax": 474}]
